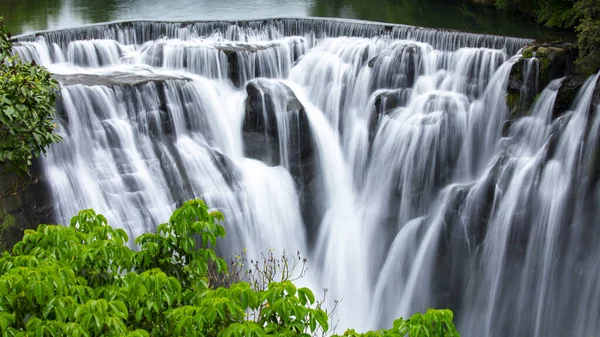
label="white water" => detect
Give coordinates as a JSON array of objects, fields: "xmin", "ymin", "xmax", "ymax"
[{"xmin": 15, "ymin": 19, "xmax": 600, "ymax": 337}]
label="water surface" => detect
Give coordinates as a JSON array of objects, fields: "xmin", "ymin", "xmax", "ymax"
[{"xmin": 2, "ymin": 0, "xmax": 572, "ymax": 40}]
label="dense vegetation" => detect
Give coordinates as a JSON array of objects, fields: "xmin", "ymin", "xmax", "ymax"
[
  {"xmin": 493, "ymin": 0, "xmax": 600, "ymax": 74},
  {"xmin": 0, "ymin": 16, "xmax": 61, "ymax": 197},
  {"xmin": 0, "ymin": 199, "xmax": 460, "ymax": 336}
]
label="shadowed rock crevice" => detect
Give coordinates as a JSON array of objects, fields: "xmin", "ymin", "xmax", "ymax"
[
  {"xmin": 242, "ymin": 79, "xmax": 321, "ymax": 241},
  {"xmin": 0, "ymin": 160, "xmax": 55, "ymax": 249}
]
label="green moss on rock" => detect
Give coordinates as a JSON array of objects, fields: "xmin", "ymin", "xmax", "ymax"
[
  {"xmin": 506, "ymin": 92, "xmax": 521, "ymax": 117},
  {"xmin": 536, "ymin": 46, "xmax": 549, "ymax": 57}
]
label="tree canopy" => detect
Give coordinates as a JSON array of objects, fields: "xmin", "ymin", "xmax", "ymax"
[{"xmin": 494, "ymin": 0, "xmax": 600, "ymax": 74}]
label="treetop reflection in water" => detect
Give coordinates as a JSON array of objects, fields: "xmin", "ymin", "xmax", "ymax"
[{"xmin": 2, "ymin": 0, "xmax": 573, "ymax": 40}]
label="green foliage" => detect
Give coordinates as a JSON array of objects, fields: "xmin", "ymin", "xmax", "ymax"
[
  {"xmin": 0, "ymin": 213, "xmax": 15, "ymax": 251},
  {"xmin": 574, "ymin": 0, "xmax": 600, "ymax": 74},
  {"xmin": 0, "ymin": 16, "xmax": 61, "ymax": 177},
  {"xmin": 535, "ymin": 0, "xmax": 579, "ymax": 28},
  {"xmin": 494, "ymin": 0, "xmax": 577, "ymax": 27},
  {"xmin": 495, "ymin": 0, "xmax": 537, "ymax": 17},
  {"xmin": 492, "ymin": 0, "xmax": 600, "ymax": 74},
  {"xmin": 0, "ymin": 199, "xmax": 460, "ymax": 336},
  {"xmin": 333, "ymin": 310, "xmax": 459, "ymax": 337}
]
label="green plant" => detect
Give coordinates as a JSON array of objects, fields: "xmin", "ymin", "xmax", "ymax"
[
  {"xmin": 333, "ymin": 309, "xmax": 459, "ymax": 337},
  {"xmin": 574, "ymin": 0, "xmax": 600, "ymax": 74},
  {"xmin": 0, "ymin": 199, "xmax": 460, "ymax": 336},
  {"xmin": 0, "ymin": 16, "xmax": 61, "ymax": 193},
  {"xmin": 0, "ymin": 213, "xmax": 15, "ymax": 251},
  {"xmin": 494, "ymin": 0, "xmax": 577, "ymax": 27}
]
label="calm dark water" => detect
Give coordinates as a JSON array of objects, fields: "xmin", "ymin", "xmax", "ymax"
[{"xmin": 1, "ymin": 0, "xmax": 572, "ymax": 40}]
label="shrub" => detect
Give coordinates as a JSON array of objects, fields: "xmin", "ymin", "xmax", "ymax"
[
  {"xmin": 0, "ymin": 16, "xmax": 61, "ymax": 197},
  {"xmin": 0, "ymin": 199, "xmax": 460, "ymax": 336}
]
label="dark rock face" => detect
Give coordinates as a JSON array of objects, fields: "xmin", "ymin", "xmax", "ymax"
[
  {"xmin": 552, "ymin": 74, "xmax": 586, "ymax": 117},
  {"xmin": 242, "ymin": 79, "xmax": 321, "ymax": 240},
  {"xmin": 215, "ymin": 44, "xmax": 275, "ymax": 88},
  {"xmin": 369, "ymin": 44, "xmax": 421, "ymax": 92},
  {"xmin": 370, "ymin": 89, "xmax": 412, "ymax": 142},
  {"xmin": 216, "ymin": 40, "xmax": 305, "ymax": 87},
  {"xmin": 0, "ymin": 160, "xmax": 55, "ymax": 249},
  {"xmin": 243, "ymin": 79, "xmax": 312, "ymax": 165}
]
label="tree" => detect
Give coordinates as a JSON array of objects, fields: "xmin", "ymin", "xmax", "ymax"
[
  {"xmin": 574, "ymin": 0, "xmax": 600, "ymax": 74},
  {"xmin": 494, "ymin": 0, "xmax": 578, "ymax": 27},
  {"xmin": 492, "ymin": 0, "xmax": 600, "ymax": 74},
  {"xmin": 0, "ymin": 199, "xmax": 460, "ymax": 336},
  {"xmin": 0, "ymin": 16, "xmax": 61, "ymax": 198}
]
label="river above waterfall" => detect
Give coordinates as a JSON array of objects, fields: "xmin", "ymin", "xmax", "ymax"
[{"xmin": 3, "ymin": 0, "xmax": 574, "ymax": 40}]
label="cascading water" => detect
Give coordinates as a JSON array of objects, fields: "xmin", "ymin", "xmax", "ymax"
[{"xmin": 14, "ymin": 18, "xmax": 600, "ymax": 337}]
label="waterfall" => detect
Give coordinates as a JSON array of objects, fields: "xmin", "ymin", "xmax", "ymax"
[{"xmin": 14, "ymin": 18, "xmax": 600, "ymax": 337}]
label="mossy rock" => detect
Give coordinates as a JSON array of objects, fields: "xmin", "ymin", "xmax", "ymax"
[
  {"xmin": 536, "ymin": 47, "xmax": 549, "ymax": 57},
  {"xmin": 506, "ymin": 92, "xmax": 521, "ymax": 117},
  {"xmin": 515, "ymin": 43, "xmax": 578, "ymax": 113},
  {"xmin": 522, "ymin": 46, "xmax": 534, "ymax": 59}
]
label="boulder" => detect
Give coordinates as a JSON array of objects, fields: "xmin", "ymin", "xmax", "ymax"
[
  {"xmin": 507, "ymin": 42, "xmax": 577, "ymax": 118},
  {"xmin": 368, "ymin": 44, "xmax": 421, "ymax": 92},
  {"xmin": 370, "ymin": 89, "xmax": 412, "ymax": 142},
  {"xmin": 216, "ymin": 40, "xmax": 305, "ymax": 87},
  {"xmin": 242, "ymin": 79, "xmax": 321, "ymax": 240}
]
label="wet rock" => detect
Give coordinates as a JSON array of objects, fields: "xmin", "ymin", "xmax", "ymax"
[
  {"xmin": 0, "ymin": 160, "xmax": 55, "ymax": 249},
  {"xmin": 53, "ymin": 71, "xmax": 187, "ymax": 87},
  {"xmin": 242, "ymin": 79, "xmax": 321, "ymax": 239},
  {"xmin": 243, "ymin": 79, "xmax": 311, "ymax": 163},
  {"xmin": 368, "ymin": 44, "xmax": 421, "ymax": 91},
  {"xmin": 507, "ymin": 42, "xmax": 577, "ymax": 118},
  {"xmin": 552, "ymin": 74, "xmax": 586, "ymax": 118},
  {"xmin": 527, "ymin": 43, "xmax": 577, "ymax": 86},
  {"xmin": 373, "ymin": 88, "xmax": 412, "ymax": 115},
  {"xmin": 217, "ymin": 44, "xmax": 273, "ymax": 88},
  {"xmin": 209, "ymin": 149, "xmax": 243, "ymax": 192},
  {"xmin": 217, "ymin": 40, "xmax": 305, "ymax": 87},
  {"xmin": 56, "ymin": 79, "xmax": 176, "ymax": 137},
  {"xmin": 370, "ymin": 89, "xmax": 412, "ymax": 142}
]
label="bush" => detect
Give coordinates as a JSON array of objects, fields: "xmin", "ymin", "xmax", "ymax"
[
  {"xmin": 0, "ymin": 199, "xmax": 460, "ymax": 336},
  {"xmin": 0, "ymin": 16, "xmax": 61, "ymax": 182}
]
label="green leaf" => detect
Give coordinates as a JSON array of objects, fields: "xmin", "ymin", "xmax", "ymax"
[
  {"xmin": 0, "ymin": 312, "xmax": 15, "ymax": 331},
  {"xmin": 298, "ymin": 287, "xmax": 315, "ymax": 305},
  {"xmin": 315, "ymin": 310, "xmax": 329, "ymax": 332}
]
